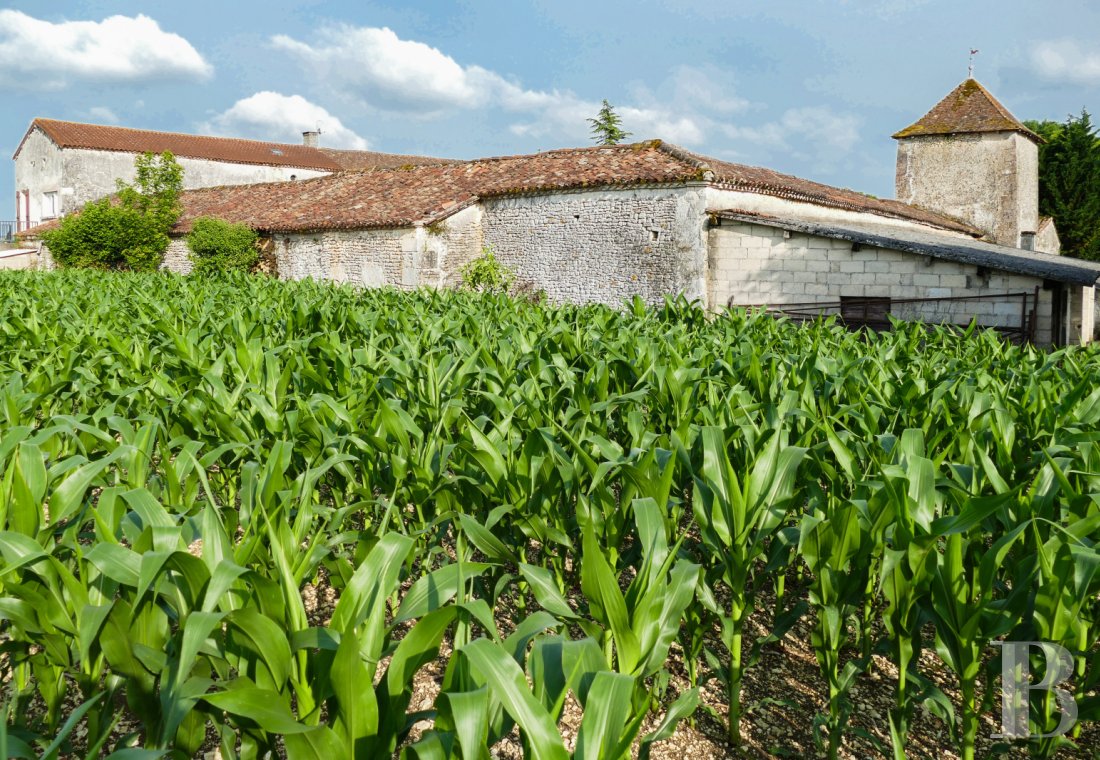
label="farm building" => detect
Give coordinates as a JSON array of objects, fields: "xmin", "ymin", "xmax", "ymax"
[
  {"xmin": 19, "ymin": 78, "xmax": 1100, "ymax": 345},
  {"xmin": 11, "ymin": 119, "xmax": 452, "ymax": 232}
]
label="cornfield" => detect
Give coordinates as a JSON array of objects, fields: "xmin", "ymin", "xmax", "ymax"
[{"xmin": 0, "ymin": 270, "xmax": 1097, "ymax": 759}]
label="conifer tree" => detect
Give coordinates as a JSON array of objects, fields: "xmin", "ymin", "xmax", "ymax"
[
  {"xmin": 1025, "ymin": 111, "xmax": 1100, "ymax": 261},
  {"xmin": 588, "ymin": 100, "xmax": 632, "ymax": 145}
]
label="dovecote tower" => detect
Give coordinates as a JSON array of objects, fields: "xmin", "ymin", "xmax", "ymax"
[{"xmin": 893, "ymin": 78, "xmax": 1042, "ymax": 248}]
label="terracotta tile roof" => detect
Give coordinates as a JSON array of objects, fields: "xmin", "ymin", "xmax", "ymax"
[
  {"xmin": 892, "ymin": 79, "xmax": 1041, "ymax": 142},
  {"xmin": 678, "ymin": 148, "xmax": 980, "ymax": 235},
  {"xmin": 23, "ymin": 140, "xmax": 982, "ymax": 239},
  {"xmin": 172, "ymin": 140, "xmax": 979, "ymax": 236},
  {"xmin": 13, "ymin": 119, "xmax": 450, "ymax": 172},
  {"xmin": 319, "ymin": 147, "xmax": 460, "ymax": 171},
  {"xmin": 174, "ymin": 142, "xmax": 704, "ymax": 233}
]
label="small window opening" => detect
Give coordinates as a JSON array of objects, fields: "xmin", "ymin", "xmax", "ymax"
[
  {"xmin": 290, "ymin": 174, "xmax": 297, "ymax": 181},
  {"xmin": 573, "ymin": 214, "xmax": 580, "ymax": 220},
  {"xmin": 840, "ymin": 296, "xmax": 891, "ymax": 325},
  {"xmin": 650, "ymin": 229, "xmax": 660, "ymax": 242}
]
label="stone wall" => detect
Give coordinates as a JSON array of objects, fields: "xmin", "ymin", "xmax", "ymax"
[
  {"xmin": 162, "ymin": 239, "xmax": 192, "ymax": 274},
  {"xmin": 274, "ymin": 206, "xmax": 481, "ymax": 288},
  {"xmin": 708, "ymin": 220, "xmax": 1063, "ymax": 345},
  {"xmin": 480, "ymin": 186, "xmax": 708, "ymax": 306},
  {"xmin": 895, "ymin": 131, "xmax": 1038, "ymax": 248}
]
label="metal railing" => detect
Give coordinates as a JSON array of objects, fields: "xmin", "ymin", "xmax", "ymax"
[
  {"xmin": 738, "ymin": 288, "xmax": 1040, "ymax": 344},
  {"xmin": 0, "ymin": 221, "xmax": 40, "ymax": 244}
]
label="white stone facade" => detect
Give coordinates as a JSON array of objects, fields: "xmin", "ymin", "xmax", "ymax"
[
  {"xmin": 481, "ymin": 186, "xmax": 709, "ymax": 306},
  {"xmin": 895, "ymin": 132, "xmax": 1040, "ymax": 249},
  {"xmin": 14, "ymin": 126, "xmax": 329, "ymax": 230}
]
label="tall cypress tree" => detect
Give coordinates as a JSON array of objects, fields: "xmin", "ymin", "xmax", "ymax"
[{"xmin": 1025, "ymin": 111, "xmax": 1100, "ymax": 261}]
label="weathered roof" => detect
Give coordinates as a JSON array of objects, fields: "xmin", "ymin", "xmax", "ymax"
[
  {"xmin": 12, "ymin": 119, "xmax": 450, "ymax": 172},
  {"xmin": 319, "ymin": 147, "xmax": 460, "ymax": 171},
  {"xmin": 892, "ymin": 79, "xmax": 1042, "ymax": 142},
  {"xmin": 711, "ymin": 209, "xmax": 1100, "ymax": 286},
  {"xmin": 680, "ymin": 148, "xmax": 979, "ymax": 234},
  {"xmin": 169, "ymin": 141, "xmax": 979, "ymax": 235},
  {"xmin": 173, "ymin": 141, "xmax": 699, "ymax": 233}
]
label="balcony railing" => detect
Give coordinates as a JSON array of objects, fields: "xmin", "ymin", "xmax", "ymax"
[{"xmin": 1, "ymin": 221, "xmax": 40, "ymax": 243}]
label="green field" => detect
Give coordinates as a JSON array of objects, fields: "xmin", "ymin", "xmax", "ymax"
[{"xmin": 0, "ymin": 270, "xmax": 1097, "ymax": 759}]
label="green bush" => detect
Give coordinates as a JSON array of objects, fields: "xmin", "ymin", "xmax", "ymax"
[
  {"xmin": 186, "ymin": 217, "xmax": 260, "ymax": 275},
  {"xmin": 458, "ymin": 246, "xmax": 515, "ymax": 294},
  {"xmin": 41, "ymin": 198, "xmax": 170, "ymax": 271},
  {"xmin": 41, "ymin": 151, "xmax": 183, "ymax": 271}
]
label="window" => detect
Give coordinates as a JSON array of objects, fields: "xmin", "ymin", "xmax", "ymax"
[
  {"xmin": 840, "ymin": 296, "xmax": 891, "ymax": 324},
  {"xmin": 42, "ymin": 191, "xmax": 58, "ymax": 219}
]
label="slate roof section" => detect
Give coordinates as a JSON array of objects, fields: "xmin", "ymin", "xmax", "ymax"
[
  {"xmin": 170, "ymin": 141, "xmax": 980, "ymax": 236},
  {"xmin": 711, "ymin": 209, "xmax": 1100, "ymax": 286},
  {"xmin": 892, "ymin": 79, "xmax": 1042, "ymax": 142},
  {"xmin": 13, "ymin": 119, "xmax": 450, "ymax": 172}
]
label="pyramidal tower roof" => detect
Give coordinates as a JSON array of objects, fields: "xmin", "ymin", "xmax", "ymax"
[{"xmin": 893, "ymin": 78, "xmax": 1041, "ymax": 142}]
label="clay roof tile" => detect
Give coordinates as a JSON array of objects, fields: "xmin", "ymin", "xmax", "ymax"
[{"xmin": 892, "ymin": 78, "xmax": 1041, "ymax": 142}]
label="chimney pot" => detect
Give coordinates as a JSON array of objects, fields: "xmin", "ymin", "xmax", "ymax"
[{"xmin": 302, "ymin": 131, "xmax": 320, "ymax": 148}]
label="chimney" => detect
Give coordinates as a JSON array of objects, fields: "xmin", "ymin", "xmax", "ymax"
[{"xmin": 302, "ymin": 130, "xmax": 320, "ymax": 148}]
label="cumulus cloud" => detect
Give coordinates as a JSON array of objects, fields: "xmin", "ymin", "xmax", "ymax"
[
  {"xmin": 272, "ymin": 24, "xmax": 713, "ymax": 144},
  {"xmin": 271, "ymin": 23, "xmax": 862, "ymax": 167},
  {"xmin": 273, "ymin": 26, "xmax": 485, "ymax": 110},
  {"xmin": 1032, "ymin": 39, "xmax": 1100, "ymax": 86},
  {"xmin": 0, "ymin": 10, "xmax": 212, "ymax": 90},
  {"xmin": 200, "ymin": 92, "xmax": 369, "ymax": 150}
]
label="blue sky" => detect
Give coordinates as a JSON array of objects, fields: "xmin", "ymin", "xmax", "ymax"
[{"xmin": 3, "ymin": 1, "xmax": 1098, "ymax": 217}]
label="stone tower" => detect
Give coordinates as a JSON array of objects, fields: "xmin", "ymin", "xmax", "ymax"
[{"xmin": 893, "ymin": 78, "xmax": 1042, "ymax": 249}]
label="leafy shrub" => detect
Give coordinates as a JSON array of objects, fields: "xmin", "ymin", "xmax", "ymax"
[
  {"xmin": 41, "ymin": 151, "xmax": 183, "ymax": 271},
  {"xmin": 186, "ymin": 217, "xmax": 260, "ymax": 275},
  {"xmin": 458, "ymin": 246, "xmax": 515, "ymax": 294},
  {"xmin": 41, "ymin": 198, "xmax": 170, "ymax": 271}
]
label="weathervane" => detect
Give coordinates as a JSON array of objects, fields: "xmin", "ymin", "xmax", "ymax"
[{"xmin": 969, "ymin": 48, "xmax": 979, "ymax": 78}]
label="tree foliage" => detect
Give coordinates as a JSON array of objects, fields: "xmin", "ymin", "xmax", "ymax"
[
  {"xmin": 187, "ymin": 217, "xmax": 260, "ymax": 276},
  {"xmin": 588, "ymin": 100, "xmax": 632, "ymax": 146},
  {"xmin": 41, "ymin": 151, "xmax": 183, "ymax": 271},
  {"xmin": 1024, "ymin": 111, "xmax": 1100, "ymax": 261}
]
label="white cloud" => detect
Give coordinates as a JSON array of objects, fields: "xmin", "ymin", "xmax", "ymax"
[
  {"xmin": 0, "ymin": 10, "xmax": 212, "ymax": 90},
  {"xmin": 1032, "ymin": 39, "xmax": 1100, "ymax": 86},
  {"xmin": 200, "ymin": 92, "xmax": 369, "ymax": 150},
  {"xmin": 273, "ymin": 26, "xmax": 484, "ymax": 110},
  {"xmin": 271, "ymin": 24, "xmax": 860, "ymax": 166},
  {"xmin": 273, "ymin": 25, "xmax": 713, "ymax": 145},
  {"xmin": 722, "ymin": 106, "xmax": 862, "ymax": 171},
  {"xmin": 86, "ymin": 106, "xmax": 120, "ymax": 124}
]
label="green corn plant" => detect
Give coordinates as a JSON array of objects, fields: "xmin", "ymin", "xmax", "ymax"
[
  {"xmin": 799, "ymin": 500, "xmax": 872, "ymax": 760},
  {"xmin": 927, "ymin": 522, "xmax": 1031, "ymax": 760},
  {"xmin": 691, "ymin": 424, "xmax": 806, "ymax": 745}
]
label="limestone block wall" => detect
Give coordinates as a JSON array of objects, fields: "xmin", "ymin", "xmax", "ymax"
[
  {"xmin": 709, "ymin": 221, "xmax": 1059, "ymax": 345},
  {"xmin": 480, "ymin": 186, "xmax": 708, "ymax": 306}
]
